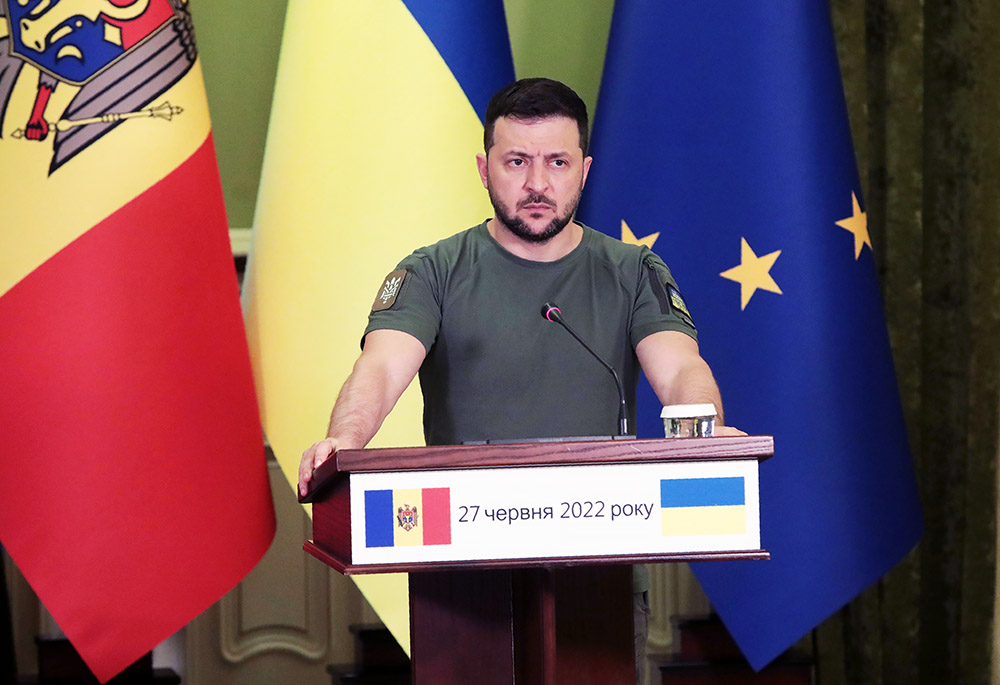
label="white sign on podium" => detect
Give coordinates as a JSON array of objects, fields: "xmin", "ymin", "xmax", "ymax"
[{"xmin": 350, "ymin": 458, "xmax": 760, "ymax": 565}]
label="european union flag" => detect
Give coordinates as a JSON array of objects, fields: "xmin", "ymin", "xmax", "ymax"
[{"xmin": 578, "ymin": 2, "xmax": 923, "ymax": 669}]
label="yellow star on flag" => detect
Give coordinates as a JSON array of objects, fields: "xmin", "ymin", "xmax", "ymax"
[
  {"xmin": 620, "ymin": 219, "xmax": 659, "ymax": 249},
  {"xmin": 720, "ymin": 238, "xmax": 783, "ymax": 310},
  {"xmin": 836, "ymin": 191, "xmax": 871, "ymax": 259}
]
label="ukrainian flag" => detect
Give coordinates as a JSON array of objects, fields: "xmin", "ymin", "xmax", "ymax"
[
  {"xmin": 245, "ymin": 0, "xmax": 513, "ymax": 654},
  {"xmin": 660, "ymin": 477, "xmax": 746, "ymax": 537}
]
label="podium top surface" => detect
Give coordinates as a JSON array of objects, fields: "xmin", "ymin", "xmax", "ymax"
[{"xmin": 301, "ymin": 435, "xmax": 773, "ymax": 503}]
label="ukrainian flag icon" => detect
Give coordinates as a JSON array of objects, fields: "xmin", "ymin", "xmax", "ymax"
[{"xmin": 660, "ymin": 477, "xmax": 746, "ymax": 536}]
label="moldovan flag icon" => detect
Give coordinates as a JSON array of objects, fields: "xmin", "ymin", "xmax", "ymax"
[
  {"xmin": 0, "ymin": 3, "xmax": 275, "ymax": 682},
  {"xmin": 660, "ymin": 477, "xmax": 747, "ymax": 536},
  {"xmin": 365, "ymin": 488, "xmax": 453, "ymax": 548}
]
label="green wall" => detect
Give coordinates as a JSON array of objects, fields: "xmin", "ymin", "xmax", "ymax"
[
  {"xmin": 193, "ymin": 0, "xmax": 615, "ymax": 230},
  {"xmin": 191, "ymin": 0, "xmax": 288, "ymax": 230},
  {"xmin": 504, "ymin": 0, "xmax": 614, "ymax": 123}
]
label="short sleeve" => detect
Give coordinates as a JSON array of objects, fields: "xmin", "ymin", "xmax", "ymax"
[
  {"xmin": 362, "ymin": 252, "xmax": 442, "ymax": 351},
  {"xmin": 629, "ymin": 249, "xmax": 698, "ymax": 347}
]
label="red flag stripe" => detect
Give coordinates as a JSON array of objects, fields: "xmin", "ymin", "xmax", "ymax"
[
  {"xmin": 0, "ymin": 135, "xmax": 275, "ymax": 682},
  {"xmin": 421, "ymin": 488, "xmax": 451, "ymax": 545}
]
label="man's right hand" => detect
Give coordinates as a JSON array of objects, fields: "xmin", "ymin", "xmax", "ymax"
[{"xmin": 299, "ymin": 438, "xmax": 339, "ymax": 498}]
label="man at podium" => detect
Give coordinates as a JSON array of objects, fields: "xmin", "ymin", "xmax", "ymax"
[{"xmin": 298, "ymin": 78, "xmax": 742, "ymax": 681}]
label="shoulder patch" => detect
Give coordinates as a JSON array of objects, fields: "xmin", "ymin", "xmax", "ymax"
[
  {"xmin": 668, "ymin": 285, "xmax": 692, "ymax": 321},
  {"xmin": 371, "ymin": 269, "xmax": 407, "ymax": 312},
  {"xmin": 644, "ymin": 258, "xmax": 695, "ymax": 329}
]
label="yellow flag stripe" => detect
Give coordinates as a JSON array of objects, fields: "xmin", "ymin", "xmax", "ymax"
[
  {"xmin": 661, "ymin": 505, "xmax": 747, "ymax": 537},
  {"xmin": 0, "ymin": 58, "xmax": 212, "ymax": 298},
  {"xmin": 392, "ymin": 489, "xmax": 423, "ymax": 547}
]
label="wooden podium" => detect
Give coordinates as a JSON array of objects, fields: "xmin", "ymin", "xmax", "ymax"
[{"xmin": 302, "ymin": 436, "xmax": 772, "ymax": 684}]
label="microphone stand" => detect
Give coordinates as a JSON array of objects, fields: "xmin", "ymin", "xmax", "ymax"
[{"xmin": 541, "ymin": 303, "xmax": 629, "ymax": 436}]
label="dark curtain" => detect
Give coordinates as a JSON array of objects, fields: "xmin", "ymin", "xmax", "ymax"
[
  {"xmin": 817, "ymin": 1, "xmax": 1000, "ymax": 683},
  {"xmin": 1, "ymin": 553, "xmax": 16, "ymax": 684}
]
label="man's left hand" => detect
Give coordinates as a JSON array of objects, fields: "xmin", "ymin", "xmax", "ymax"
[{"xmin": 714, "ymin": 425, "xmax": 748, "ymax": 437}]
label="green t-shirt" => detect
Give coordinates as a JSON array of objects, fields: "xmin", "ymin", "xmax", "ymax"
[
  {"xmin": 366, "ymin": 221, "xmax": 697, "ymax": 593},
  {"xmin": 365, "ymin": 221, "xmax": 696, "ymax": 446}
]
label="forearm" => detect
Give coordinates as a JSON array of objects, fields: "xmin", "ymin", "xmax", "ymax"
[
  {"xmin": 649, "ymin": 355, "xmax": 725, "ymax": 425},
  {"xmin": 636, "ymin": 331, "xmax": 726, "ymax": 425},
  {"xmin": 299, "ymin": 330, "xmax": 425, "ymax": 497},
  {"xmin": 325, "ymin": 359, "xmax": 398, "ymax": 449},
  {"xmin": 324, "ymin": 328, "xmax": 426, "ymax": 448}
]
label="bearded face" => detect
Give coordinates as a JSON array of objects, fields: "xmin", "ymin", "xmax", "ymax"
[{"xmin": 477, "ymin": 115, "xmax": 591, "ymax": 246}]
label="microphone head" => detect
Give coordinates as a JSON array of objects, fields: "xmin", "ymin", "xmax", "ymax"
[{"xmin": 541, "ymin": 302, "xmax": 562, "ymax": 323}]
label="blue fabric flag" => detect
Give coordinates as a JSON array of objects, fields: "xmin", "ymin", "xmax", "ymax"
[
  {"xmin": 578, "ymin": 1, "xmax": 923, "ymax": 669},
  {"xmin": 401, "ymin": 0, "xmax": 514, "ymax": 121}
]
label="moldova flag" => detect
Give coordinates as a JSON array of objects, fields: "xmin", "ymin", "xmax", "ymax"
[
  {"xmin": 0, "ymin": 3, "xmax": 275, "ymax": 681},
  {"xmin": 365, "ymin": 487, "xmax": 452, "ymax": 548},
  {"xmin": 578, "ymin": 1, "xmax": 923, "ymax": 670}
]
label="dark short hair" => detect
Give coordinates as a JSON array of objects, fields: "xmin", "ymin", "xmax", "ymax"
[{"xmin": 483, "ymin": 78, "xmax": 589, "ymax": 156}]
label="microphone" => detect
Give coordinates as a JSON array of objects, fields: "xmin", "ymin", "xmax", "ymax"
[{"xmin": 541, "ymin": 302, "xmax": 629, "ymax": 436}]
